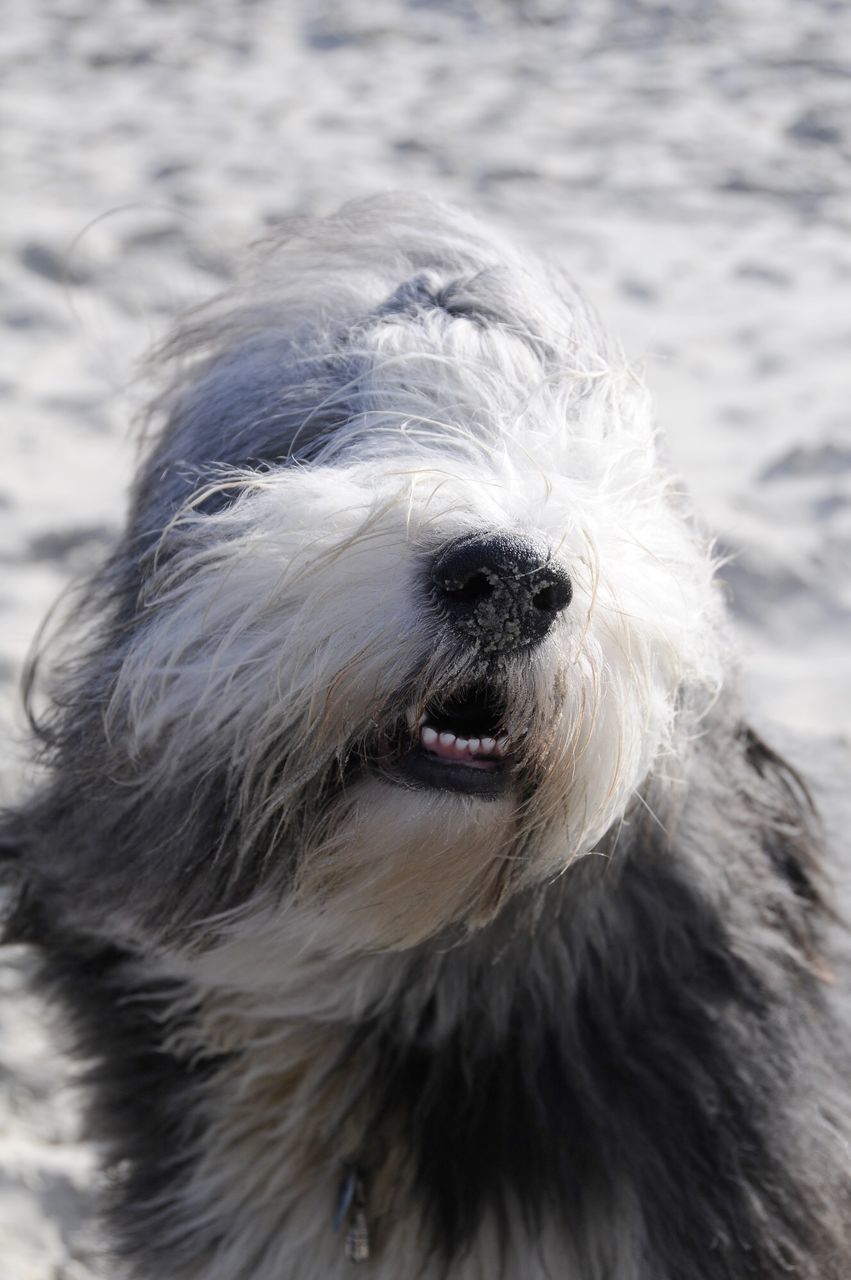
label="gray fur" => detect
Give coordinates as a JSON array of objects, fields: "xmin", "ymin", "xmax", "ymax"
[{"xmin": 2, "ymin": 195, "xmax": 849, "ymax": 1278}]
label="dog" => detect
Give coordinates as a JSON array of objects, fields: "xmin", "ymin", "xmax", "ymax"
[{"xmin": 2, "ymin": 194, "xmax": 850, "ymax": 1279}]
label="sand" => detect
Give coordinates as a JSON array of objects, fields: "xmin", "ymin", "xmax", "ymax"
[{"xmin": 1, "ymin": 1, "xmax": 849, "ymax": 1274}]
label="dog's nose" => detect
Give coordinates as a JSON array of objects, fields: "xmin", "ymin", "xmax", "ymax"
[{"xmin": 431, "ymin": 531, "xmax": 572, "ymax": 655}]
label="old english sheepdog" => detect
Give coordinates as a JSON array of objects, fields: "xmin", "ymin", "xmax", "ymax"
[{"xmin": 2, "ymin": 195, "xmax": 850, "ymax": 1279}]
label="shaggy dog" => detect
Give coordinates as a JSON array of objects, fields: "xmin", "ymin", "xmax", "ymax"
[{"xmin": 2, "ymin": 195, "xmax": 850, "ymax": 1279}]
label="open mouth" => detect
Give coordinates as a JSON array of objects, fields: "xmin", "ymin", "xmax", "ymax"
[{"xmin": 389, "ymin": 683, "xmax": 512, "ymax": 798}]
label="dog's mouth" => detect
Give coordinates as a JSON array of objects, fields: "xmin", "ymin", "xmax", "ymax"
[{"xmin": 383, "ymin": 682, "xmax": 512, "ymax": 798}]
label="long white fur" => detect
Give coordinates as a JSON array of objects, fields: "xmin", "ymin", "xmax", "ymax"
[{"xmin": 112, "ymin": 283, "xmax": 722, "ymax": 952}]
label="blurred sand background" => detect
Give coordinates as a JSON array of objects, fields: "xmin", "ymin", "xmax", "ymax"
[{"xmin": 1, "ymin": 1, "xmax": 849, "ymax": 1275}]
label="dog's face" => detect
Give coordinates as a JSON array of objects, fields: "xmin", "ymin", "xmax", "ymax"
[{"xmin": 65, "ymin": 200, "xmax": 723, "ymax": 955}]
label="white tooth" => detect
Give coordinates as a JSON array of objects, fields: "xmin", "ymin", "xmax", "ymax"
[
  {"xmin": 467, "ymin": 738, "xmax": 480, "ymax": 753},
  {"xmin": 422, "ymin": 726, "xmax": 438, "ymax": 746},
  {"xmin": 455, "ymin": 738, "xmax": 469, "ymax": 751},
  {"xmin": 480, "ymin": 737, "xmax": 496, "ymax": 754},
  {"xmin": 439, "ymin": 732, "xmax": 456, "ymax": 748},
  {"xmin": 495, "ymin": 736, "xmax": 509, "ymax": 756}
]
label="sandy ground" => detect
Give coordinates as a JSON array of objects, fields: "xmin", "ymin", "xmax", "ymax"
[{"xmin": 1, "ymin": 1, "xmax": 849, "ymax": 1275}]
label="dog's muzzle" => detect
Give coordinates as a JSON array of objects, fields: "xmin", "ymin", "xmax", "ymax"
[
  {"xmin": 431, "ymin": 531, "xmax": 572, "ymax": 656},
  {"xmin": 372, "ymin": 532, "xmax": 571, "ymax": 800}
]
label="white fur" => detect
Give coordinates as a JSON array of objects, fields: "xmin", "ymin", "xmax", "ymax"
[{"xmin": 113, "ymin": 258, "xmax": 722, "ymax": 954}]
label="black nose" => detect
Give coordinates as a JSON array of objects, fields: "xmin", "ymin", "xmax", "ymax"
[{"xmin": 431, "ymin": 531, "xmax": 572, "ymax": 655}]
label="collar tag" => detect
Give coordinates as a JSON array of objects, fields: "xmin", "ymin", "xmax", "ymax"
[{"xmin": 335, "ymin": 1165, "xmax": 370, "ymax": 1263}]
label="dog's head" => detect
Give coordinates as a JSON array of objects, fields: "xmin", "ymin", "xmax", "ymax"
[{"xmin": 25, "ymin": 197, "xmax": 723, "ymax": 957}]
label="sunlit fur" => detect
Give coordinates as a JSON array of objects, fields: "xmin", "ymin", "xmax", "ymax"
[{"xmin": 2, "ymin": 196, "xmax": 849, "ymax": 1279}]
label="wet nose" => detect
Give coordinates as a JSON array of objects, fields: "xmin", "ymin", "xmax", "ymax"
[{"xmin": 431, "ymin": 531, "xmax": 572, "ymax": 655}]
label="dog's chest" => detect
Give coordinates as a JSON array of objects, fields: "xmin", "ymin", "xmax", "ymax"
[{"xmin": 164, "ymin": 984, "xmax": 632, "ymax": 1280}]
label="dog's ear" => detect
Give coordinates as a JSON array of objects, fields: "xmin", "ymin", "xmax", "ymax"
[
  {"xmin": 0, "ymin": 811, "xmax": 44, "ymax": 946},
  {"xmin": 0, "ymin": 816, "xmax": 23, "ymax": 879},
  {"xmin": 737, "ymin": 722, "xmax": 831, "ymax": 971},
  {"xmin": 739, "ymin": 723, "xmax": 820, "ymax": 890}
]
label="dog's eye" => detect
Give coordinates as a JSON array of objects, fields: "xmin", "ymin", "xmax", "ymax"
[
  {"xmin": 191, "ymin": 481, "xmax": 252, "ymax": 518},
  {"xmin": 180, "ymin": 414, "xmax": 349, "ymax": 519}
]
